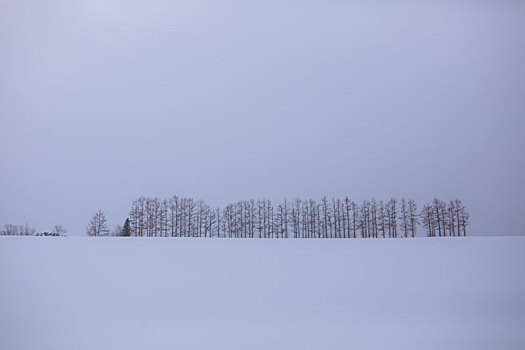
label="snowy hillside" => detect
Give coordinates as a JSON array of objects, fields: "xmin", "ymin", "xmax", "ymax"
[{"xmin": 1, "ymin": 236, "xmax": 524, "ymax": 350}]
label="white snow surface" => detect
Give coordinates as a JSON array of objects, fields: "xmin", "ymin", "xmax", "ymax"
[{"xmin": 1, "ymin": 236, "xmax": 524, "ymax": 350}]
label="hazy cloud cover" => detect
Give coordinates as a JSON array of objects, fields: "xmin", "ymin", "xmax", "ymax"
[{"xmin": 1, "ymin": 0, "xmax": 524, "ymax": 235}]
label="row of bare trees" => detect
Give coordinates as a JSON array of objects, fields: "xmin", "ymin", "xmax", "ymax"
[
  {"xmin": 420, "ymin": 199, "xmax": 470, "ymax": 237},
  {"xmin": 127, "ymin": 196, "xmax": 469, "ymax": 238},
  {"xmin": 0, "ymin": 224, "xmax": 67, "ymax": 236},
  {"xmin": 0, "ymin": 224, "xmax": 36, "ymax": 236}
]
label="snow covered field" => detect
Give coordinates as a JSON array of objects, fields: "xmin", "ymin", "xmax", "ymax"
[{"xmin": 1, "ymin": 236, "xmax": 524, "ymax": 350}]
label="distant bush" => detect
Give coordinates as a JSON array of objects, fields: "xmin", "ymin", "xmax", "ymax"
[{"xmin": 36, "ymin": 231, "xmax": 65, "ymax": 237}]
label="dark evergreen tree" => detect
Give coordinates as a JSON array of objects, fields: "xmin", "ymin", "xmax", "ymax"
[{"xmin": 121, "ymin": 218, "xmax": 131, "ymax": 236}]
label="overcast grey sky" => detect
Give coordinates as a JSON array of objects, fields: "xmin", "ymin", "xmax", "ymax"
[{"xmin": 1, "ymin": 0, "xmax": 524, "ymax": 236}]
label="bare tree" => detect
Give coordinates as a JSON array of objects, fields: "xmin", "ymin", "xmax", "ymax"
[
  {"xmin": 400, "ymin": 198, "xmax": 409, "ymax": 238},
  {"xmin": 421, "ymin": 204, "xmax": 435, "ymax": 237},
  {"xmin": 321, "ymin": 197, "xmax": 329, "ymax": 238},
  {"xmin": 215, "ymin": 207, "xmax": 221, "ymax": 238},
  {"xmin": 351, "ymin": 201, "xmax": 359, "ymax": 239},
  {"xmin": 291, "ymin": 198, "xmax": 301, "ymax": 238},
  {"xmin": 432, "ymin": 199, "xmax": 447, "ymax": 237},
  {"xmin": 370, "ymin": 198, "xmax": 378, "ymax": 238},
  {"xmin": 385, "ymin": 198, "xmax": 398, "ymax": 238},
  {"xmin": 53, "ymin": 225, "xmax": 67, "ymax": 236},
  {"xmin": 159, "ymin": 199, "xmax": 169, "ymax": 237},
  {"xmin": 343, "ymin": 197, "xmax": 352, "ymax": 238},
  {"xmin": 378, "ymin": 201, "xmax": 386, "ymax": 238},
  {"xmin": 408, "ymin": 199, "xmax": 418, "ymax": 237},
  {"xmin": 359, "ymin": 201, "xmax": 370, "ymax": 238},
  {"xmin": 455, "ymin": 199, "xmax": 469, "ymax": 236},
  {"xmin": 87, "ymin": 209, "xmax": 110, "ymax": 236}
]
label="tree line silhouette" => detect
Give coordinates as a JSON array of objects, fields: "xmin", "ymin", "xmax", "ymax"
[
  {"xmin": 0, "ymin": 224, "xmax": 66, "ymax": 236},
  {"xmin": 125, "ymin": 196, "xmax": 469, "ymax": 238}
]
